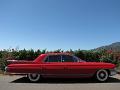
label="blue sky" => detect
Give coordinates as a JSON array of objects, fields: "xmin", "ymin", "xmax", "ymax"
[{"xmin": 0, "ymin": 0, "xmax": 120, "ymax": 50}]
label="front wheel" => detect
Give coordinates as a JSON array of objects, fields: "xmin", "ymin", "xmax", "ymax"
[
  {"xmin": 95, "ymin": 69, "xmax": 109, "ymax": 82},
  {"xmin": 27, "ymin": 73, "xmax": 40, "ymax": 82}
]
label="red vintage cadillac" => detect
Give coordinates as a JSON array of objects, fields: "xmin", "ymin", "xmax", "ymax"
[{"xmin": 5, "ymin": 53, "xmax": 117, "ymax": 82}]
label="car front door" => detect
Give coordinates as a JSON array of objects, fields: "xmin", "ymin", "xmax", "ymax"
[{"xmin": 62, "ymin": 55, "xmax": 92, "ymax": 77}]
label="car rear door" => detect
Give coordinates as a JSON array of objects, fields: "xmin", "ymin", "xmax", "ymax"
[{"xmin": 41, "ymin": 55, "xmax": 65, "ymax": 77}]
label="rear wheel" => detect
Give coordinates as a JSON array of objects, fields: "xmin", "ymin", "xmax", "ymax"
[
  {"xmin": 27, "ymin": 73, "xmax": 40, "ymax": 82},
  {"xmin": 96, "ymin": 69, "xmax": 109, "ymax": 82}
]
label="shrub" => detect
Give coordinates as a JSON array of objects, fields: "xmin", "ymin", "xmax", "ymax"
[
  {"xmin": 0, "ymin": 48, "xmax": 120, "ymax": 71},
  {"xmin": 0, "ymin": 58, "xmax": 8, "ymax": 71}
]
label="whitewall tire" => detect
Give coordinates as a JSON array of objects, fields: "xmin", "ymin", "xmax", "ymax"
[
  {"xmin": 27, "ymin": 73, "xmax": 40, "ymax": 82},
  {"xmin": 96, "ymin": 69, "xmax": 109, "ymax": 82}
]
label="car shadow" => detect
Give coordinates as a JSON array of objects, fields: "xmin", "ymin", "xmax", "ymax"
[{"xmin": 10, "ymin": 76, "xmax": 120, "ymax": 84}]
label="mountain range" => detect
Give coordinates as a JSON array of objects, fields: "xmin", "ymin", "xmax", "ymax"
[{"xmin": 94, "ymin": 42, "xmax": 120, "ymax": 52}]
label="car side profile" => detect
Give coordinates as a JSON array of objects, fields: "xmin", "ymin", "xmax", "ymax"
[{"xmin": 5, "ymin": 53, "xmax": 117, "ymax": 82}]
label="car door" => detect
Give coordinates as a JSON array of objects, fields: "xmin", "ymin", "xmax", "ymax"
[
  {"xmin": 62, "ymin": 55, "xmax": 92, "ymax": 77},
  {"xmin": 41, "ymin": 55, "xmax": 65, "ymax": 77}
]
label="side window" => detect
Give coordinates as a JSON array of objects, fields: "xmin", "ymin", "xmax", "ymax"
[
  {"xmin": 45, "ymin": 55, "xmax": 61, "ymax": 62},
  {"xmin": 62, "ymin": 55, "xmax": 75, "ymax": 62},
  {"xmin": 73, "ymin": 56, "xmax": 79, "ymax": 62}
]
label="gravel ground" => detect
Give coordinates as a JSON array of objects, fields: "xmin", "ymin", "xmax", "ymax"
[{"xmin": 0, "ymin": 75, "xmax": 120, "ymax": 90}]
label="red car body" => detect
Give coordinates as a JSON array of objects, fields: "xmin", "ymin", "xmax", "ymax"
[{"xmin": 5, "ymin": 53, "xmax": 117, "ymax": 82}]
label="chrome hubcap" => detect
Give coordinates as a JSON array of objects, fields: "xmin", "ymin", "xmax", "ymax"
[
  {"xmin": 32, "ymin": 74, "xmax": 37, "ymax": 78},
  {"xmin": 100, "ymin": 73, "xmax": 105, "ymax": 77}
]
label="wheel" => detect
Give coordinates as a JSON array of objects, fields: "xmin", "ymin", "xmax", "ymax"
[
  {"xmin": 27, "ymin": 73, "xmax": 40, "ymax": 82},
  {"xmin": 96, "ymin": 69, "xmax": 109, "ymax": 82}
]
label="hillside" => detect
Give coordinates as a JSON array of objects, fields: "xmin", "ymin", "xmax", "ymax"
[{"xmin": 94, "ymin": 42, "xmax": 120, "ymax": 52}]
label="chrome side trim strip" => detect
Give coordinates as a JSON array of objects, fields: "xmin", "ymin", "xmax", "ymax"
[{"xmin": 41, "ymin": 74, "xmax": 93, "ymax": 76}]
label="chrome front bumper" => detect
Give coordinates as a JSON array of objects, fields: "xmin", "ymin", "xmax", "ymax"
[{"xmin": 109, "ymin": 68, "xmax": 117, "ymax": 76}]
